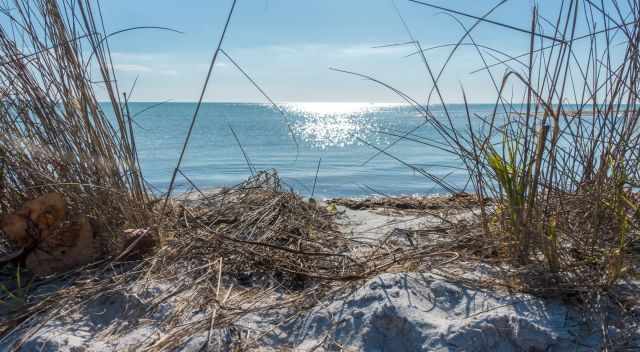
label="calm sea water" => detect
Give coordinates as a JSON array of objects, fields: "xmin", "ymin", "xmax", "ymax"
[{"xmin": 116, "ymin": 102, "xmax": 496, "ymax": 198}]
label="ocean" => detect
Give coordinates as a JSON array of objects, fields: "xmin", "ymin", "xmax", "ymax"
[{"xmin": 118, "ymin": 102, "xmax": 495, "ymax": 198}]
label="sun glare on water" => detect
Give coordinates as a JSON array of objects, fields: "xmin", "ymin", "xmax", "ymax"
[{"xmin": 283, "ymin": 102, "xmax": 400, "ymax": 148}]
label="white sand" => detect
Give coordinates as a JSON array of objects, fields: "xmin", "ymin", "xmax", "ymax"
[{"xmin": 1, "ymin": 207, "xmax": 638, "ymax": 351}]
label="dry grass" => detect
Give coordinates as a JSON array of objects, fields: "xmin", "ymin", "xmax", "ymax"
[
  {"xmin": 0, "ymin": 0, "xmax": 152, "ymax": 344},
  {"xmin": 157, "ymin": 171, "xmax": 353, "ymax": 284},
  {"xmin": 334, "ymin": 0, "xmax": 640, "ymax": 298},
  {"xmin": 128, "ymin": 171, "xmax": 475, "ymax": 350},
  {"xmin": 331, "ymin": 192, "xmax": 490, "ymax": 211},
  {"xmin": 1, "ymin": 170, "xmax": 469, "ymax": 350},
  {"xmin": 0, "ymin": 0, "xmax": 150, "ymax": 238},
  {"xmin": 450, "ymin": 1, "xmax": 640, "ymax": 296}
]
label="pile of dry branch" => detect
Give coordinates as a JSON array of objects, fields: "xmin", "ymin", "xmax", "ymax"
[
  {"xmin": 157, "ymin": 171, "xmax": 355, "ymax": 285},
  {"xmin": 331, "ymin": 192, "xmax": 489, "ymax": 211}
]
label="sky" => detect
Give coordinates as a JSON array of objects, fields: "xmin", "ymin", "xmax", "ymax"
[{"xmin": 89, "ymin": 0, "xmax": 606, "ymax": 103}]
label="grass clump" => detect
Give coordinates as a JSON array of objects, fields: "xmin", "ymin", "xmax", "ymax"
[
  {"xmin": 0, "ymin": 0, "xmax": 149, "ymax": 266},
  {"xmin": 411, "ymin": 1, "xmax": 640, "ymax": 295},
  {"xmin": 0, "ymin": 0, "xmax": 152, "ymax": 322},
  {"xmin": 339, "ymin": 0, "xmax": 640, "ymax": 296},
  {"xmin": 0, "ymin": 0, "xmax": 150, "ymax": 237}
]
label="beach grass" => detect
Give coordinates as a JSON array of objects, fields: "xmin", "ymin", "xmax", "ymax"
[
  {"xmin": 0, "ymin": 0, "xmax": 150, "ymax": 238},
  {"xmin": 384, "ymin": 0, "xmax": 640, "ymax": 295}
]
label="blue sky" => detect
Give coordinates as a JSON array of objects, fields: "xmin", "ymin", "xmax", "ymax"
[{"xmin": 95, "ymin": 1, "xmax": 582, "ymax": 103}]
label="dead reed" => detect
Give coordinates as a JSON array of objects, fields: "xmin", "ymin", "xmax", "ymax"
[
  {"xmin": 134, "ymin": 170, "xmax": 468, "ymax": 350},
  {"xmin": 0, "ymin": 0, "xmax": 150, "ymax": 236},
  {"xmin": 352, "ymin": 0, "xmax": 640, "ymax": 296},
  {"xmin": 0, "ymin": 0, "xmax": 153, "ymax": 341},
  {"xmin": 0, "ymin": 170, "xmax": 468, "ymax": 350}
]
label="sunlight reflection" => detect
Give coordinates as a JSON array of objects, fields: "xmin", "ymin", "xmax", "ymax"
[{"xmin": 284, "ymin": 102, "xmax": 400, "ymax": 148}]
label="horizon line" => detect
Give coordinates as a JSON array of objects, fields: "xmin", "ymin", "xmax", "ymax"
[{"xmin": 98, "ymin": 100, "xmax": 502, "ymax": 105}]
